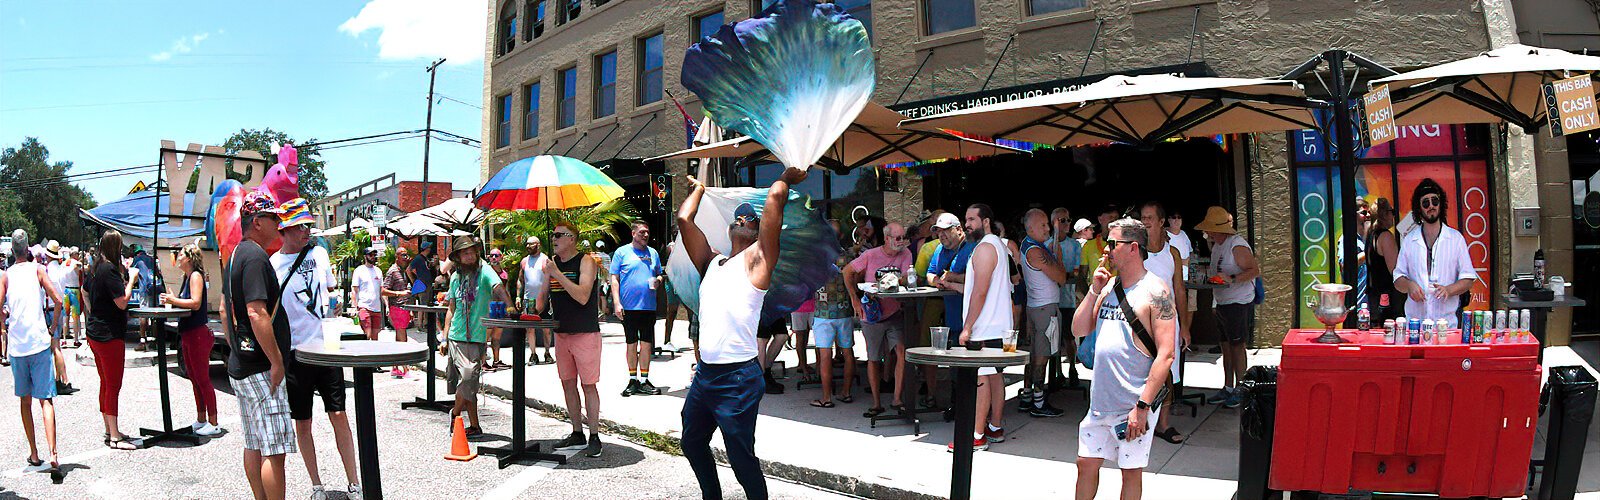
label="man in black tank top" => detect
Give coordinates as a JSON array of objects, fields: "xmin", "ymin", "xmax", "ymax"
[{"xmin": 543, "ymin": 223, "xmax": 604, "ymax": 457}]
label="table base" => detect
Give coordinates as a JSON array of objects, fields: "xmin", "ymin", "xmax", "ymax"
[
  {"xmin": 480, "ymin": 442, "xmax": 568, "ymax": 468},
  {"xmin": 400, "ymin": 397, "xmax": 454, "ymax": 412},
  {"xmin": 869, "ymin": 405, "xmax": 945, "ymax": 435},
  {"xmin": 137, "ymin": 428, "xmax": 202, "ymax": 448},
  {"xmin": 402, "ymin": 310, "xmax": 448, "ymax": 412}
]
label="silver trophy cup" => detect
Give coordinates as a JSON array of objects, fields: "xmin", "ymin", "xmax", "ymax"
[{"xmin": 1308, "ymin": 283, "xmax": 1353, "ymax": 343}]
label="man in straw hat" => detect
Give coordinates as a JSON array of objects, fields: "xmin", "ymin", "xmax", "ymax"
[
  {"xmin": 440, "ymin": 234, "xmax": 512, "ymax": 438},
  {"xmin": 1195, "ymin": 206, "xmax": 1259, "ymax": 408}
]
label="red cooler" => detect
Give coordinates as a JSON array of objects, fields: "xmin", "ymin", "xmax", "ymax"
[{"xmin": 1270, "ymin": 329, "xmax": 1539, "ymax": 498}]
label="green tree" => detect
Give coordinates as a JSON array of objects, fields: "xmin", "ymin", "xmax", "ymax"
[
  {"xmin": 0, "ymin": 190, "xmax": 37, "ymax": 238},
  {"xmin": 214, "ymin": 128, "xmax": 329, "ymax": 201},
  {"xmin": 0, "ymin": 138, "xmax": 97, "ymax": 246}
]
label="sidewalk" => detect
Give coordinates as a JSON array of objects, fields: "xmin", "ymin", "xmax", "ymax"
[{"xmin": 352, "ymin": 318, "xmax": 1600, "ymax": 499}]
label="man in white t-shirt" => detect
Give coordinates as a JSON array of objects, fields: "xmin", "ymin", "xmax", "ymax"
[
  {"xmin": 351, "ymin": 248, "xmax": 385, "ymax": 340},
  {"xmin": 271, "ymin": 199, "xmax": 362, "ymax": 499},
  {"xmin": 520, "ymin": 235, "xmax": 553, "ymax": 365},
  {"xmin": 954, "ymin": 203, "xmax": 1014, "ymax": 452}
]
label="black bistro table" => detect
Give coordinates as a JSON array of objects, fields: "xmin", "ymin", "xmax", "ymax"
[
  {"xmin": 296, "ymin": 340, "xmax": 428, "ymax": 500},
  {"xmin": 129, "ymin": 306, "xmax": 203, "ymax": 448},
  {"xmin": 479, "ymin": 317, "xmax": 567, "ymax": 468},
  {"xmin": 906, "ymin": 346, "xmax": 1028, "ymax": 500},
  {"xmin": 397, "ymin": 303, "xmax": 452, "ymax": 412},
  {"xmin": 866, "ymin": 286, "xmax": 958, "ymax": 434}
]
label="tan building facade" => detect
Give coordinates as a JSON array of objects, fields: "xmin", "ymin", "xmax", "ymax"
[{"xmin": 484, "ymin": 0, "xmax": 1591, "ymax": 346}]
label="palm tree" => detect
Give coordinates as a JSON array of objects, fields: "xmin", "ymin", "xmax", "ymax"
[{"xmin": 486, "ymin": 198, "xmax": 639, "ymax": 293}]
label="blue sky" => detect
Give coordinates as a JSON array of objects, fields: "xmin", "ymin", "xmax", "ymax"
[{"xmin": 1, "ymin": 0, "xmax": 490, "ymax": 205}]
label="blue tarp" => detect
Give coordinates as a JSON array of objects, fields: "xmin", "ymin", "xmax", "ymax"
[{"xmin": 80, "ymin": 189, "xmax": 207, "ymax": 241}]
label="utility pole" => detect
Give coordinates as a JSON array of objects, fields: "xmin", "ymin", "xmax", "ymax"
[{"xmin": 421, "ymin": 57, "xmax": 445, "ymax": 248}]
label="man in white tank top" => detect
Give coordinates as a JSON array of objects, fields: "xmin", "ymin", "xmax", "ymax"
[
  {"xmin": 1137, "ymin": 201, "xmax": 1188, "ymax": 445},
  {"xmin": 955, "ymin": 204, "xmax": 1014, "ymax": 451},
  {"xmin": 1069, "ymin": 218, "xmax": 1178, "ymax": 500},
  {"xmin": 1, "ymin": 232, "xmax": 68, "ymax": 478},
  {"xmin": 675, "ymin": 168, "xmax": 806, "ymax": 500}
]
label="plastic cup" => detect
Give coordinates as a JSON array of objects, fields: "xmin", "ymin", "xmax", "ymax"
[
  {"xmin": 1003, "ymin": 329, "xmax": 1019, "ymax": 353},
  {"xmin": 930, "ymin": 327, "xmax": 950, "ymax": 354},
  {"xmin": 323, "ymin": 332, "xmax": 341, "ymax": 352}
]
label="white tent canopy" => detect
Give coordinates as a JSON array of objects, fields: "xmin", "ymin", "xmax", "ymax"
[
  {"xmin": 408, "ymin": 197, "xmax": 486, "ymax": 230},
  {"xmin": 1374, "ymin": 44, "xmax": 1600, "ymax": 131}
]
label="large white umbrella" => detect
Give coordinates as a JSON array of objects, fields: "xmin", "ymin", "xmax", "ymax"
[
  {"xmin": 1373, "ymin": 44, "xmax": 1600, "ymax": 131},
  {"xmin": 649, "ymin": 102, "xmax": 1031, "ymax": 171},
  {"xmin": 407, "ymin": 197, "xmax": 486, "ymax": 231},
  {"xmin": 313, "ymin": 216, "xmax": 374, "ymax": 237},
  {"xmin": 899, "ymin": 74, "xmax": 1323, "ymax": 148},
  {"xmin": 382, "ymin": 215, "xmax": 469, "ymax": 237}
]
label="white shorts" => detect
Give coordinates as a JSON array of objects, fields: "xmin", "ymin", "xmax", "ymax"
[
  {"xmin": 790, "ymin": 311, "xmax": 813, "ymax": 331},
  {"xmin": 1077, "ymin": 408, "xmax": 1161, "ymax": 469}
]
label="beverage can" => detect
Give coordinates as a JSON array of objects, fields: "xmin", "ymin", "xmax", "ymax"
[
  {"xmin": 1521, "ymin": 309, "xmax": 1533, "ymax": 335},
  {"xmin": 1461, "ymin": 311, "xmax": 1474, "ymax": 343},
  {"xmin": 1382, "ymin": 319, "xmax": 1396, "ymax": 345},
  {"xmin": 1420, "ymin": 319, "xmax": 1434, "ymax": 344},
  {"xmin": 1408, "ymin": 318, "xmax": 1422, "ymax": 345}
]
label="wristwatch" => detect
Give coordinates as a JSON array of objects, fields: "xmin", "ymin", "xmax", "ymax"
[{"xmin": 1136, "ymin": 399, "xmax": 1151, "ymax": 410}]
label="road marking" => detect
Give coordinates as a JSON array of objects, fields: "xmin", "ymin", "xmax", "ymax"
[
  {"xmin": 3, "ymin": 416, "xmax": 242, "ymax": 478},
  {"xmin": 478, "ymin": 460, "xmax": 562, "ymax": 500}
]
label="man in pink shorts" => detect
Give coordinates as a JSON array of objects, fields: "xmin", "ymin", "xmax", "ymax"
[{"xmin": 542, "ymin": 223, "xmax": 604, "ymax": 457}]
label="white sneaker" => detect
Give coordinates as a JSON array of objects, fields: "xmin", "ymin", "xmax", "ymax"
[
  {"xmin": 346, "ymin": 483, "xmax": 363, "ymax": 500},
  {"xmin": 191, "ymin": 421, "xmax": 206, "ymax": 431},
  {"xmin": 309, "ymin": 485, "xmax": 328, "ymax": 500},
  {"xmin": 661, "ymin": 342, "xmax": 678, "ymax": 353},
  {"xmin": 197, "ymin": 423, "xmax": 224, "ymax": 436}
]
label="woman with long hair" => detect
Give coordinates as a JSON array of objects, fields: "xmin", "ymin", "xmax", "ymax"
[
  {"xmin": 1365, "ymin": 197, "xmax": 1404, "ymax": 322},
  {"xmin": 160, "ymin": 240, "xmax": 222, "ymax": 436},
  {"xmin": 83, "ymin": 230, "xmax": 139, "ymax": 449}
]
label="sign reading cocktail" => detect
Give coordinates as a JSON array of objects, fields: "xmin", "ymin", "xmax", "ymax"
[
  {"xmin": 1543, "ymin": 74, "xmax": 1600, "ymax": 136},
  {"xmin": 1360, "ymin": 84, "xmax": 1397, "ymax": 147}
]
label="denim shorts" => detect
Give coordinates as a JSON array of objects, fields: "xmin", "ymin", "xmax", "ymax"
[
  {"xmin": 11, "ymin": 350, "xmax": 57, "ymax": 399},
  {"xmin": 811, "ymin": 317, "xmax": 855, "ymax": 349}
]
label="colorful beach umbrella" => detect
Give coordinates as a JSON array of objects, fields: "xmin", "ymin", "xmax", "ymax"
[{"xmin": 474, "ymin": 155, "xmax": 625, "ymax": 210}]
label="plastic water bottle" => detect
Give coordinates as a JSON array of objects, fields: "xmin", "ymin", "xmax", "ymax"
[{"xmin": 1357, "ymin": 302, "xmax": 1371, "ymax": 331}]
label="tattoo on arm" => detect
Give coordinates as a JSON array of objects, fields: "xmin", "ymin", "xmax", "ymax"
[{"xmin": 1153, "ymin": 290, "xmax": 1177, "ymax": 321}]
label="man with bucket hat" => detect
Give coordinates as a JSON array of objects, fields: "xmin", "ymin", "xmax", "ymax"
[
  {"xmin": 1196, "ymin": 206, "xmax": 1259, "ymax": 408},
  {"xmin": 227, "ymin": 190, "xmax": 295, "ymax": 500},
  {"xmin": 440, "ymin": 234, "xmax": 513, "ymax": 437}
]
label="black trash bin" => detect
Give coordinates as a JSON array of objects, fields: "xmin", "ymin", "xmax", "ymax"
[
  {"xmin": 1536, "ymin": 366, "xmax": 1596, "ymax": 500},
  {"xmin": 1237, "ymin": 365, "xmax": 1279, "ymax": 500}
]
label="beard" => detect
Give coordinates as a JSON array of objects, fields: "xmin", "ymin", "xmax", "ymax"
[
  {"xmin": 965, "ymin": 227, "xmax": 986, "ymax": 243},
  {"xmin": 1422, "ymin": 211, "xmax": 1440, "ymax": 224}
]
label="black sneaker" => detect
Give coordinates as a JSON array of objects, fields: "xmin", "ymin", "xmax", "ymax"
[
  {"xmin": 553, "ymin": 431, "xmax": 586, "ymax": 450},
  {"xmin": 639, "ymin": 380, "xmax": 661, "ymax": 395},
  {"xmin": 763, "ymin": 374, "xmax": 785, "ymax": 395},
  {"xmin": 55, "ymin": 382, "xmax": 78, "ymax": 396},
  {"xmin": 583, "ymin": 434, "xmax": 603, "ymax": 458},
  {"xmin": 622, "ymin": 379, "xmax": 639, "ymax": 397},
  {"xmin": 1028, "ymin": 401, "xmax": 1066, "ymax": 418}
]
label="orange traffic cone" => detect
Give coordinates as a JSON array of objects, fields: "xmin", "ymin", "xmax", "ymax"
[{"xmin": 445, "ymin": 416, "xmax": 478, "ymax": 461}]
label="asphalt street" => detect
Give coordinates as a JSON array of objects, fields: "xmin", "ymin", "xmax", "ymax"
[{"xmin": 0, "ymin": 343, "xmax": 854, "ymax": 499}]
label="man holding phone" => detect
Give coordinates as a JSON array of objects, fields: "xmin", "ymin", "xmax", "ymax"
[{"xmin": 1069, "ymin": 218, "xmax": 1178, "ymax": 500}]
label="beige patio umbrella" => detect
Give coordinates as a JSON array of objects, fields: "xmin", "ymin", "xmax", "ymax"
[
  {"xmin": 649, "ymin": 102, "xmax": 1031, "ymax": 172},
  {"xmin": 383, "ymin": 214, "xmax": 470, "ymax": 237},
  {"xmin": 1373, "ymin": 44, "xmax": 1600, "ymax": 131},
  {"xmin": 898, "ymin": 74, "xmax": 1323, "ymax": 148}
]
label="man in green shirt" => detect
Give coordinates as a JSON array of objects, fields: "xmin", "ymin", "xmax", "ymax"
[{"xmin": 441, "ymin": 235, "xmax": 512, "ymax": 436}]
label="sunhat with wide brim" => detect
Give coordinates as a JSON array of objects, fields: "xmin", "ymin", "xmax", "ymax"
[
  {"xmin": 1193, "ymin": 206, "xmax": 1236, "ymax": 234},
  {"xmin": 450, "ymin": 235, "xmax": 483, "ymax": 262}
]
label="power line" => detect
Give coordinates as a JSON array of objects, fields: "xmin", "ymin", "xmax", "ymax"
[
  {"xmin": 435, "ymin": 94, "xmax": 482, "ymax": 110},
  {"xmin": 0, "ymin": 167, "xmax": 158, "ymax": 191},
  {"xmin": 1, "ymin": 97, "xmax": 247, "ymax": 113}
]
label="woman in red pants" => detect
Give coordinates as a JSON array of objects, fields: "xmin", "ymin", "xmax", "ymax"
[
  {"xmin": 84, "ymin": 230, "xmax": 138, "ymax": 450},
  {"xmin": 160, "ymin": 242, "xmax": 221, "ymax": 436}
]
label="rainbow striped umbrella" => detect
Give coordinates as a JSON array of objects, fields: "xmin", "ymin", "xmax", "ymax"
[{"xmin": 474, "ymin": 155, "xmax": 625, "ymax": 210}]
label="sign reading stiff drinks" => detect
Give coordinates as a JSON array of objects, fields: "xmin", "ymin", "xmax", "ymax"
[
  {"xmin": 1543, "ymin": 74, "xmax": 1600, "ymax": 136},
  {"xmin": 1359, "ymin": 84, "xmax": 1397, "ymax": 148}
]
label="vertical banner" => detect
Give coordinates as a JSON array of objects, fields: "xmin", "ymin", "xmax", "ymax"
[
  {"xmin": 1458, "ymin": 160, "xmax": 1492, "ymax": 310},
  {"xmin": 1360, "ymin": 84, "xmax": 1398, "ymax": 148},
  {"xmin": 1543, "ymin": 74, "xmax": 1600, "ymax": 136},
  {"xmin": 1296, "ymin": 167, "xmax": 1334, "ymax": 328}
]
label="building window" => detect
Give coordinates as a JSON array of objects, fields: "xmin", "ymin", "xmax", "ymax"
[
  {"xmin": 523, "ymin": 0, "xmax": 545, "ymax": 41},
  {"xmin": 523, "ymin": 82, "xmax": 540, "ymax": 140},
  {"xmin": 921, "ymin": 0, "xmax": 975, "ymax": 35},
  {"xmin": 593, "ymin": 51, "xmax": 617, "ymax": 118},
  {"xmin": 694, "ymin": 10, "xmax": 724, "ymax": 41},
  {"xmin": 496, "ymin": 0, "xmax": 518, "ymax": 56},
  {"xmin": 637, "ymin": 33, "xmax": 664, "ymax": 106},
  {"xmin": 833, "ymin": 0, "xmax": 872, "ymax": 39},
  {"xmin": 495, "ymin": 93, "xmax": 513, "ymax": 148},
  {"xmin": 559, "ymin": 0, "xmax": 581, "ymax": 25},
  {"xmin": 558, "ymin": 67, "xmax": 577, "ymax": 129},
  {"xmin": 1027, "ymin": 0, "xmax": 1084, "ymax": 16},
  {"xmin": 752, "ymin": 0, "xmax": 778, "ymax": 13}
]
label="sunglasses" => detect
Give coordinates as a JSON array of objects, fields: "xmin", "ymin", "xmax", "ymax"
[
  {"xmin": 552, "ymin": 231, "xmax": 574, "ymax": 239},
  {"xmin": 1105, "ymin": 238, "xmax": 1139, "ymax": 251},
  {"xmin": 488, "ymin": 253, "xmax": 503, "ymax": 259},
  {"xmin": 733, "ymin": 215, "xmax": 759, "ymax": 224},
  {"xmin": 1420, "ymin": 196, "xmax": 1441, "ymax": 209}
]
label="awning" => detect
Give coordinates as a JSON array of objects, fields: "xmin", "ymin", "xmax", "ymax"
[{"xmin": 1374, "ymin": 44, "xmax": 1600, "ymax": 131}]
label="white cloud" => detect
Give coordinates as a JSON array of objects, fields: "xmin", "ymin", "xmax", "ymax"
[
  {"xmin": 150, "ymin": 31, "xmax": 215, "ymax": 62},
  {"xmin": 339, "ymin": 0, "xmax": 486, "ymax": 64}
]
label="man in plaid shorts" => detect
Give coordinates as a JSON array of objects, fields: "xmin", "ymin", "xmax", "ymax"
[{"xmin": 227, "ymin": 190, "xmax": 296, "ymax": 500}]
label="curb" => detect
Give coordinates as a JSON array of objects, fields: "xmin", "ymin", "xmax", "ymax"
[{"xmin": 434, "ymin": 364, "xmax": 939, "ymax": 500}]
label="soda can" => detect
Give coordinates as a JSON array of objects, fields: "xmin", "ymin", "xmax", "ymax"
[
  {"xmin": 1420, "ymin": 319, "xmax": 1434, "ymax": 344},
  {"xmin": 1436, "ymin": 318, "xmax": 1448, "ymax": 344},
  {"xmin": 1383, "ymin": 319, "xmax": 1396, "ymax": 345},
  {"xmin": 1461, "ymin": 311, "xmax": 1474, "ymax": 343},
  {"xmin": 1521, "ymin": 309, "xmax": 1533, "ymax": 335}
]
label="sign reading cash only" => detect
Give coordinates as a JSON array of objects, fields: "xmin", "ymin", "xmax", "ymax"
[
  {"xmin": 1543, "ymin": 74, "xmax": 1600, "ymax": 136},
  {"xmin": 1359, "ymin": 84, "xmax": 1397, "ymax": 147}
]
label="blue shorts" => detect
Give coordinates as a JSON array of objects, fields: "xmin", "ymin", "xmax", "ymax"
[
  {"xmin": 11, "ymin": 350, "xmax": 57, "ymax": 399},
  {"xmin": 811, "ymin": 317, "xmax": 855, "ymax": 349}
]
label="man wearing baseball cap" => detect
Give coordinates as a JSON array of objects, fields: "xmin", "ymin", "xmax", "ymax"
[
  {"xmin": 352, "ymin": 245, "xmax": 385, "ymax": 341},
  {"xmin": 227, "ymin": 190, "xmax": 295, "ymax": 500}
]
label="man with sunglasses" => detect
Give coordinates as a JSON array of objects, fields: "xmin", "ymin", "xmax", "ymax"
[
  {"xmin": 352, "ymin": 247, "xmax": 384, "ymax": 341},
  {"xmin": 543, "ymin": 223, "xmax": 605, "ymax": 457},
  {"xmin": 843, "ymin": 221, "xmax": 915, "ymax": 418},
  {"xmin": 1393, "ymin": 178, "xmax": 1477, "ymax": 328}
]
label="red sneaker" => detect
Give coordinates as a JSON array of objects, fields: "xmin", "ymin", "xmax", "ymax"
[
  {"xmin": 984, "ymin": 427, "xmax": 1005, "ymax": 443},
  {"xmin": 947, "ymin": 437, "xmax": 989, "ymax": 452}
]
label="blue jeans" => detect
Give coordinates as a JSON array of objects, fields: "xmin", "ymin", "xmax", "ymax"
[{"xmin": 681, "ymin": 358, "xmax": 766, "ymax": 500}]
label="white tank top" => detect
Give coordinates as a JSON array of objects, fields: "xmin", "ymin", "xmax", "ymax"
[
  {"xmin": 1090, "ymin": 273, "xmax": 1165, "ymax": 413},
  {"xmin": 5, "ymin": 262, "xmax": 51, "ymax": 357},
  {"xmin": 1143, "ymin": 242, "xmax": 1182, "ymax": 339},
  {"xmin": 59, "ymin": 261, "xmax": 80, "ymax": 288},
  {"xmin": 698, "ymin": 251, "xmax": 767, "ymax": 364},
  {"xmin": 963, "ymin": 234, "xmax": 1013, "ymax": 341}
]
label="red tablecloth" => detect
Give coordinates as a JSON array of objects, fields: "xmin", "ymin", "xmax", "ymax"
[{"xmin": 1270, "ymin": 329, "xmax": 1539, "ymax": 498}]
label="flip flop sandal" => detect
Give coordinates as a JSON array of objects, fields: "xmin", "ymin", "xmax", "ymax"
[
  {"xmin": 838, "ymin": 395, "xmax": 854, "ymax": 403},
  {"xmin": 105, "ymin": 437, "xmax": 138, "ymax": 450},
  {"xmin": 1154, "ymin": 427, "xmax": 1186, "ymax": 444},
  {"xmin": 465, "ymin": 426, "xmax": 483, "ymax": 437},
  {"xmin": 25, "ymin": 457, "xmax": 43, "ymax": 469},
  {"xmin": 863, "ymin": 407, "xmax": 885, "ymax": 418},
  {"xmin": 810, "ymin": 400, "xmax": 835, "ymax": 408}
]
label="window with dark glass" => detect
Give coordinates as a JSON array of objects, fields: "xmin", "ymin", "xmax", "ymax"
[
  {"xmin": 694, "ymin": 10, "xmax": 724, "ymax": 41},
  {"xmin": 558, "ymin": 67, "xmax": 577, "ymax": 129},
  {"xmin": 495, "ymin": 93, "xmax": 512, "ymax": 148},
  {"xmin": 497, "ymin": 1, "xmax": 518, "ymax": 55},
  {"xmin": 921, "ymin": 0, "xmax": 975, "ymax": 35},
  {"xmin": 523, "ymin": 82, "xmax": 541, "ymax": 140},
  {"xmin": 593, "ymin": 51, "xmax": 617, "ymax": 118},
  {"xmin": 832, "ymin": 0, "xmax": 872, "ymax": 39},
  {"xmin": 523, "ymin": 0, "xmax": 545, "ymax": 41},
  {"xmin": 1027, "ymin": 0, "xmax": 1084, "ymax": 15},
  {"xmin": 752, "ymin": 0, "xmax": 778, "ymax": 13},
  {"xmin": 559, "ymin": 0, "xmax": 581, "ymax": 25},
  {"xmin": 637, "ymin": 33, "xmax": 664, "ymax": 106}
]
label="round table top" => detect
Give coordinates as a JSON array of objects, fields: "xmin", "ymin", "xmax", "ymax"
[
  {"xmin": 397, "ymin": 303, "xmax": 448, "ymax": 313},
  {"xmin": 481, "ymin": 317, "xmax": 560, "ymax": 329},
  {"xmin": 867, "ymin": 287, "xmax": 959, "ymax": 299},
  {"xmin": 294, "ymin": 341, "xmax": 428, "ymax": 368},
  {"xmin": 128, "ymin": 307, "xmax": 194, "ymax": 319},
  {"xmin": 905, "ymin": 346, "xmax": 1030, "ymax": 367}
]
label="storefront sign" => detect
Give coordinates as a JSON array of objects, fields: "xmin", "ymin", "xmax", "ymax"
[
  {"xmin": 889, "ymin": 62, "xmax": 1215, "ymax": 119},
  {"xmin": 1543, "ymin": 74, "xmax": 1600, "ymax": 136},
  {"xmin": 1359, "ymin": 84, "xmax": 1397, "ymax": 147}
]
